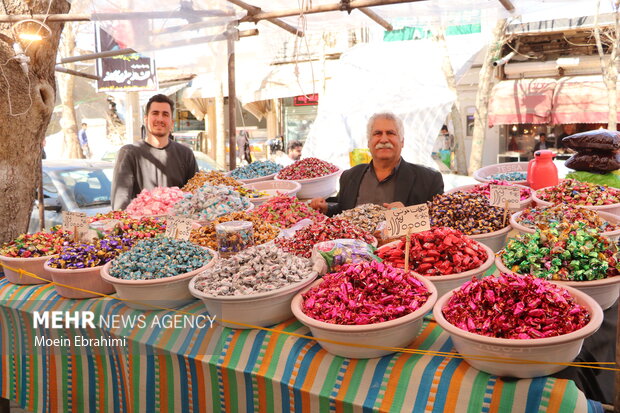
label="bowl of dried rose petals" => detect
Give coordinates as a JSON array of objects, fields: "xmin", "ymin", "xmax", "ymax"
[
  {"xmin": 275, "ymin": 158, "xmax": 342, "ymax": 199},
  {"xmin": 376, "ymin": 227, "xmax": 495, "ymax": 298},
  {"xmin": 434, "ymin": 273, "xmax": 603, "ymax": 378},
  {"xmin": 291, "ymin": 260, "xmax": 437, "ymax": 359}
]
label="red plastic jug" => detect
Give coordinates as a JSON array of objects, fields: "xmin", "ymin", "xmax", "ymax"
[{"xmin": 527, "ymin": 150, "xmax": 559, "ymax": 190}]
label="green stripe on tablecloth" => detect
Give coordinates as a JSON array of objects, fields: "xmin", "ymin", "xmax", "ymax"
[
  {"xmin": 166, "ymin": 354, "xmax": 176, "ymax": 413},
  {"xmin": 225, "ymin": 331, "xmax": 250, "ymax": 413},
  {"xmin": 560, "ymin": 381, "xmax": 578, "ymax": 412},
  {"xmin": 75, "ymin": 354, "xmax": 85, "ymax": 409},
  {"xmin": 319, "ymin": 358, "xmax": 347, "ymax": 411},
  {"xmin": 208, "ymin": 329, "xmax": 231, "ymax": 412},
  {"xmin": 342, "ymin": 358, "xmax": 369, "ymax": 413},
  {"xmin": 497, "ymin": 377, "xmax": 516, "ymax": 411},
  {"xmin": 540, "ymin": 377, "xmax": 554, "ymax": 410},
  {"xmin": 467, "ymin": 373, "xmax": 490, "ymax": 412},
  {"xmin": 131, "ymin": 340, "xmax": 142, "ymax": 412}
]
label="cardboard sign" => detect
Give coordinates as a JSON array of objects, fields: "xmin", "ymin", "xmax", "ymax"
[
  {"xmin": 62, "ymin": 212, "xmax": 89, "ymax": 242},
  {"xmin": 384, "ymin": 204, "xmax": 431, "ymax": 238},
  {"xmin": 489, "ymin": 185, "xmax": 521, "ymax": 209},
  {"xmin": 165, "ymin": 217, "xmax": 193, "ymax": 241}
]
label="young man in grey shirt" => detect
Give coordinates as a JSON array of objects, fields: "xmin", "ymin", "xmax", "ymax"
[{"xmin": 111, "ymin": 94, "xmax": 198, "ymax": 210}]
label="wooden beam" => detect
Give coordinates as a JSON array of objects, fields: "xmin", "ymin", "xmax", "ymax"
[
  {"xmin": 498, "ymin": 0, "xmax": 515, "ymax": 12},
  {"xmin": 358, "ymin": 7, "xmax": 393, "ymax": 31},
  {"xmin": 0, "ymin": 10, "xmax": 234, "ymax": 23},
  {"xmin": 58, "ymin": 48, "xmax": 136, "ymax": 64},
  {"xmin": 227, "ymin": 0, "xmax": 304, "ymax": 37},
  {"xmin": 54, "ymin": 66, "xmax": 101, "ymax": 81},
  {"xmin": 240, "ymin": 0, "xmax": 424, "ymax": 23}
]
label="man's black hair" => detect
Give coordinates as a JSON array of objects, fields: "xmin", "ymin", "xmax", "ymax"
[
  {"xmin": 145, "ymin": 94, "xmax": 174, "ymax": 115},
  {"xmin": 287, "ymin": 140, "xmax": 303, "ymax": 152}
]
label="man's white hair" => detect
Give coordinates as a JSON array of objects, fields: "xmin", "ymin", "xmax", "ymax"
[{"xmin": 366, "ymin": 112, "xmax": 404, "ymax": 142}]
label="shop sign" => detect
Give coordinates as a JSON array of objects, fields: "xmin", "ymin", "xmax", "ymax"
[{"xmin": 293, "ymin": 94, "xmax": 319, "ymax": 106}]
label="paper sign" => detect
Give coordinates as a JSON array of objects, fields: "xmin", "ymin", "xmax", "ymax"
[
  {"xmin": 489, "ymin": 185, "xmax": 521, "ymax": 209},
  {"xmin": 62, "ymin": 211, "xmax": 89, "ymax": 241},
  {"xmin": 384, "ymin": 204, "xmax": 431, "ymax": 238},
  {"xmin": 165, "ymin": 217, "xmax": 194, "ymax": 241}
]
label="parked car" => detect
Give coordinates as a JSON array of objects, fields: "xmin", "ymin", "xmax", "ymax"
[
  {"xmin": 29, "ymin": 161, "xmax": 114, "ymax": 233},
  {"xmin": 100, "ymin": 147, "xmax": 222, "ymax": 171}
]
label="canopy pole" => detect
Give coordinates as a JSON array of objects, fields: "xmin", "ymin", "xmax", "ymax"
[
  {"xmin": 0, "ymin": 10, "xmax": 234, "ymax": 23},
  {"xmin": 54, "ymin": 66, "xmax": 101, "ymax": 80},
  {"xmin": 228, "ymin": 26, "xmax": 238, "ymax": 171},
  {"xmin": 227, "ymin": 0, "xmax": 305, "ymax": 37},
  {"xmin": 358, "ymin": 7, "xmax": 393, "ymax": 31}
]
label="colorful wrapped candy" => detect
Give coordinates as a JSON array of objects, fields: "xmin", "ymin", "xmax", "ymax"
[
  {"xmin": 0, "ymin": 227, "xmax": 71, "ymax": 258},
  {"xmin": 252, "ymin": 194, "xmax": 326, "ymax": 228},
  {"xmin": 537, "ymin": 179, "xmax": 620, "ymax": 206},
  {"xmin": 516, "ymin": 204, "xmax": 619, "ymax": 232},
  {"xmin": 428, "ymin": 192, "xmax": 509, "ymax": 235},
  {"xmin": 125, "ymin": 187, "xmax": 185, "ymax": 217}
]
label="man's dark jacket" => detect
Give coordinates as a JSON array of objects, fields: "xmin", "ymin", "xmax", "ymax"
[{"xmin": 326, "ymin": 160, "xmax": 444, "ymax": 216}]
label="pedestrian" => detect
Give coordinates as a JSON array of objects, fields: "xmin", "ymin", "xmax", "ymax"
[{"xmin": 78, "ymin": 122, "xmax": 91, "ymax": 158}]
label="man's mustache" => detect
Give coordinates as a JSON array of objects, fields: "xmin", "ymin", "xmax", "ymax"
[{"xmin": 375, "ymin": 142, "xmax": 394, "ymax": 149}]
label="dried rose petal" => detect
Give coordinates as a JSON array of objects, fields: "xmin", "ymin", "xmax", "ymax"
[{"xmin": 442, "ymin": 273, "xmax": 590, "ymax": 339}]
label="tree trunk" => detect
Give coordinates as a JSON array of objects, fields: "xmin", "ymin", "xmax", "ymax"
[
  {"xmin": 0, "ymin": 0, "xmax": 71, "ymax": 244},
  {"xmin": 435, "ymin": 27, "xmax": 468, "ymax": 175},
  {"xmin": 468, "ymin": 19, "xmax": 506, "ymax": 175},
  {"xmin": 215, "ymin": 83, "xmax": 226, "ymax": 169},
  {"xmin": 57, "ymin": 23, "xmax": 82, "ymax": 158}
]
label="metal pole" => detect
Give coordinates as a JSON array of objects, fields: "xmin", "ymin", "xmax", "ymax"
[
  {"xmin": 358, "ymin": 8, "xmax": 393, "ymax": 31},
  {"xmin": 227, "ymin": 27, "xmax": 237, "ymax": 171},
  {"xmin": 54, "ymin": 66, "xmax": 101, "ymax": 80},
  {"xmin": 0, "ymin": 10, "xmax": 234, "ymax": 23},
  {"xmin": 58, "ymin": 48, "xmax": 136, "ymax": 64}
]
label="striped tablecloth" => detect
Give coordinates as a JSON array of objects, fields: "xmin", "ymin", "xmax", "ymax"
[{"xmin": 0, "ymin": 278, "xmax": 603, "ymax": 413}]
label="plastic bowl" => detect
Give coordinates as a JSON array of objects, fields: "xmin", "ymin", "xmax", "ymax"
[
  {"xmin": 43, "ymin": 261, "xmax": 114, "ymax": 299},
  {"xmin": 446, "ymin": 183, "xmax": 532, "ymax": 211},
  {"xmin": 468, "ymin": 224, "xmax": 512, "ymax": 253},
  {"xmin": 290, "ymin": 274, "xmax": 438, "ymax": 359},
  {"xmin": 275, "ymin": 169, "xmax": 342, "ymax": 200},
  {"xmin": 189, "ymin": 271, "xmax": 318, "ymax": 329},
  {"xmin": 532, "ymin": 186, "xmax": 620, "ymax": 216},
  {"xmin": 433, "ymin": 282, "xmax": 603, "ymax": 378},
  {"xmin": 377, "ymin": 240, "xmax": 495, "ymax": 298},
  {"xmin": 495, "ymin": 256, "xmax": 620, "ymax": 310},
  {"xmin": 243, "ymin": 180, "xmax": 302, "ymax": 206},
  {"xmin": 0, "ymin": 254, "xmax": 55, "ymax": 284},
  {"xmin": 473, "ymin": 162, "xmax": 529, "ymax": 185},
  {"xmin": 510, "ymin": 209, "xmax": 620, "ymax": 241},
  {"xmin": 225, "ymin": 171, "xmax": 277, "ymax": 184},
  {"xmin": 101, "ymin": 249, "xmax": 218, "ymax": 310}
]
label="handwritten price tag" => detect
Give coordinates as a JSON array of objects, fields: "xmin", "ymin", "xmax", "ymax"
[
  {"xmin": 384, "ymin": 204, "xmax": 431, "ymax": 238},
  {"xmin": 62, "ymin": 211, "xmax": 89, "ymax": 241},
  {"xmin": 489, "ymin": 185, "xmax": 521, "ymax": 209},
  {"xmin": 165, "ymin": 217, "xmax": 194, "ymax": 241}
]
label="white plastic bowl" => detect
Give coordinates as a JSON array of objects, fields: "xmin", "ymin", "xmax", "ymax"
[
  {"xmin": 377, "ymin": 240, "xmax": 495, "ymax": 298},
  {"xmin": 243, "ymin": 180, "xmax": 302, "ymax": 206},
  {"xmin": 43, "ymin": 261, "xmax": 114, "ymax": 299},
  {"xmin": 495, "ymin": 256, "xmax": 620, "ymax": 310},
  {"xmin": 0, "ymin": 254, "xmax": 55, "ymax": 285},
  {"xmin": 189, "ymin": 271, "xmax": 318, "ymax": 329},
  {"xmin": 100, "ymin": 249, "xmax": 217, "ymax": 310},
  {"xmin": 433, "ymin": 282, "xmax": 603, "ymax": 378},
  {"xmin": 532, "ymin": 186, "xmax": 620, "ymax": 216},
  {"xmin": 468, "ymin": 224, "xmax": 512, "ymax": 253},
  {"xmin": 510, "ymin": 209, "xmax": 620, "ymax": 241},
  {"xmin": 275, "ymin": 168, "xmax": 342, "ymax": 200},
  {"xmin": 290, "ymin": 274, "xmax": 438, "ymax": 359},
  {"xmin": 225, "ymin": 171, "xmax": 277, "ymax": 184},
  {"xmin": 473, "ymin": 162, "xmax": 529, "ymax": 185},
  {"xmin": 446, "ymin": 183, "xmax": 532, "ymax": 211}
]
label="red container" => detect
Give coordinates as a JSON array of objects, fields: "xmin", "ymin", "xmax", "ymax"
[{"xmin": 527, "ymin": 150, "xmax": 558, "ymax": 190}]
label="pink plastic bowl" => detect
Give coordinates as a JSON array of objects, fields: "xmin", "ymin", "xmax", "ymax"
[{"xmin": 0, "ymin": 254, "xmax": 55, "ymax": 284}]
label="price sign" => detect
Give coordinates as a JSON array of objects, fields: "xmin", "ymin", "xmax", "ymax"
[
  {"xmin": 384, "ymin": 204, "xmax": 431, "ymax": 238},
  {"xmin": 165, "ymin": 217, "xmax": 194, "ymax": 240},
  {"xmin": 489, "ymin": 185, "xmax": 521, "ymax": 209},
  {"xmin": 62, "ymin": 212, "xmax": 89, "ymax": 241}
]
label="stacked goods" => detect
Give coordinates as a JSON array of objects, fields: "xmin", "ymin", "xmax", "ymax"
[
  {"xmin": 171, "ymin": 183, "xmax": 251, "ymax": 221},
  {"xmin": 46, "ymin": 237, "xmax": 135, "ymax": 269},
  {"xmin": 192, "ymin": 245, "xmax": 313, "ymax": 296},
  {"xmin": 537, "ymin": 179, "xmax": 620, "ymax": 206},
  {"xmin": 334, "ymin": 203, "xmax": 387, "ymax": 233},
  {"xmin": 125, "ymin": 187, "xmax": 185, "ymax": 217},
  {"xmin": 229, "ymin": 161, "xmax": 282, "ymax": 180},
  {"xmin": 499, "ymin": 222, "xmax": 620, "ymax": 281},
  {"xmin": 252, "ymin": 194, "xmax": 326, "ymax": 228},
  {"xmin": 190, "ymin": 211, "xmax": 278, "ymax": 250},
  {"xmin": 516, "ymin": 205, "xmax": 619, "ymax": 232},
  {"xmin": 108, "ymin": 238, "xmax": 213, "ymax": 280},
  {"xmin": 0, "ymin": 227, "xmax": 71, "ymax": 258},
  {"xmin": 275, "ymin": 218, "xmax": 375, "ymax": 258},
  {"xmin": 428, "ymin": 192, "xmax": 508, "ymax": 235},
  {"xmin": 563, "ymin": 129, "xmax": 620, "ymax": 172},
  {"xmin": 377, "ymin": 227, "xmax": 487, "ymax": 275},
  {"xmin": 442, "ymin": 273, "xmax": 590, "ymax": 339},
  {"xmin": 301, "ymin": 260, "xmax": 431, "ymax": 325},
  {"xmin": 276, "ymin": 158, "xmax": 339, "ymax": 180}
]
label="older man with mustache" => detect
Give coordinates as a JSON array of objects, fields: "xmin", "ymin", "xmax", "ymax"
[{"xmin": 309, "ymin": 112, "xmax": 444, "ymax": 216}]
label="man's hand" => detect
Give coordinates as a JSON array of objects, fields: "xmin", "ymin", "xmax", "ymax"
[
  {"xmin": 383, "ymin": 201, "xmax": 405, "ymax": 210},
  {"xmin": 309, "ymin": 198, "xmax": 328, "ymax": 214}
]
